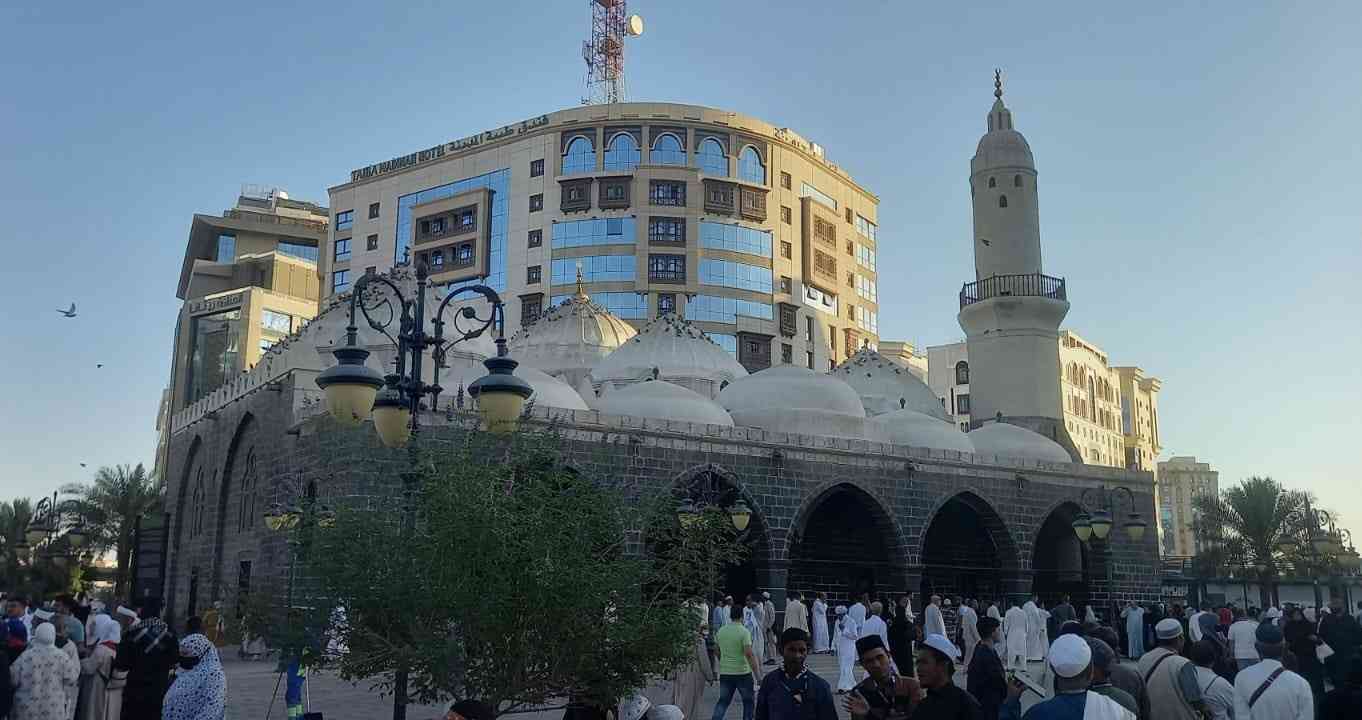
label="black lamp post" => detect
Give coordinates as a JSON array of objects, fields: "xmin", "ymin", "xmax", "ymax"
[
  {"xmin": 1071, "ymin": 486, "xmax": 1148, "ymax": 622},
  {"xmin": 313, "ymin": 260, "xmax": 531, "ymax": 720},
  {"xmin": 23, "ymin": 491, "xmax": 88, "ymax": 573}
]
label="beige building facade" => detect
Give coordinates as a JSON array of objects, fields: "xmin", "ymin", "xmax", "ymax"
[
  {"xmin": 1156, "ymin": 456, "xmax": 1219, "ymax": 557},
  {"xmin": 322, "ymin": 102, "xmax": 880, "ymax": 373},
  {"xmin": 877, "ymin": 341, "xmax": 929, "ymax": 382},
  {"xmin": 1116, "ymin": 366, "xmax": 1162, "ymax": 472}
]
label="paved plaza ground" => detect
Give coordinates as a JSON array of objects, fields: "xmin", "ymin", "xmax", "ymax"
[{"xmin": 222, "ymin": 648, "xmax": 1063, "ymax": 720}]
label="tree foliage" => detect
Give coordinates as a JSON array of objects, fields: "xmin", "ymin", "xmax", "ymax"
[
  {"xmin": 1191, "ymin": 476, "xmax": 1309, "ymax": 574},
  {"xmin": 59, "ymin": 463, "xmax": 163, "ymax": 595},
  {"xmin": 1, "ymin": 498, "xmax": 35, "ymax": 588},
  {"xmin": 302, "ymin": 426, "xmax": 746, "ymax": 715}
]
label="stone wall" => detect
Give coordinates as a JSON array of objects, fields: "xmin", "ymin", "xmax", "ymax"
[{"xmin": 162, "ymin": 387, "xmax": 1162, "ymax": 627}]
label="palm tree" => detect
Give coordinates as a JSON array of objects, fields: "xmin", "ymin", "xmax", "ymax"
[
  {"xmin": 60, "ymin": 463, "xmax": 163, "ymax": 596},
  {"xmin": 0, "ymin": 498, "xmax": 34, "ymax": 588},
  {"xmin": 1192, "ymin": 476, "xmax": 1308, "ymax": 607}
]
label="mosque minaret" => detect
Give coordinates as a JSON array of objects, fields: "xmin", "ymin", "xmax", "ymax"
[{"xmin": 958, "ymin": 71, "xmax": 1079, "ymax": 459}]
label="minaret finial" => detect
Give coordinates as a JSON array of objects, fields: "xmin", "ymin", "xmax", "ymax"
[
  {"xmin": 573, "ymin": 260, "xmax": 588, "ymax": 300},
  {"xmin": 994, "ymin": 69, "xmax": 1003, "ymax": 99}
]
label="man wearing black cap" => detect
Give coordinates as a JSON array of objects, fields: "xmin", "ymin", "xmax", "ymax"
[
  {"xmin": 910, "ymin": 633, "xmax": 981, "ymax": 719},
  {"xmin": 1231, "ymin": 621, "xmax": 1313, "ymax": 719},
  {"xmin": 966, "ymin": 616, "xmax": 1006, "ymax": 720},
  {"xmin": 755, "ymin": 628, "xmax": 837, "ymax": 720},
  {"xmin": 844, "ymin": 633, "xmax": 919, "ymax": 720}
]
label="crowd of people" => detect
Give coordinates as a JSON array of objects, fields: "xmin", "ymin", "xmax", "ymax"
[{"xmin": 0, "ymin": 593, "xmax": 225, "ymax": 720}]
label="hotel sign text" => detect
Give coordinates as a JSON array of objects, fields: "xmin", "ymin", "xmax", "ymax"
[{"xmin": 350, "ymin": 115, "xmax": 550, "ymax": 183}]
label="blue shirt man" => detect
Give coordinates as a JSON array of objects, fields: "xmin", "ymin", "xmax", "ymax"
[{"xmin": 756, "ymin": 628, "xmax": 837, "ymax": 720}]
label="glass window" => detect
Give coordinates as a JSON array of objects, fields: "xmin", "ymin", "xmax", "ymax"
[
  {"xmin": 332, "ymin": 269, "xmax": 350, "ymax": 292},
  {"xmin": 215, "ymin": 233, "xmax": 236, "ymax": 263},
  {"xmin": 800, "ymin": 182, "xmax": 837, "ymax": 210},
  {"xmin": 699, "ymin": 221, "xmax": 772, "ymax": 258},
  {"xmin": 649, "ymin": 180, "xmax": 686, "ymax": 206},
  {"xmin": 562, "ymin": 135, "xmax": 596, "ymax": 174},
  {"xmin": 456, "ymin": 243, "xmax": 474, "ymax": 263},
  {"xmin": 780, "ymin": 276, "xmax": 792, "ymax": 294},
  {"xmin": 780, "ymin": 172, "xmax": 792, "ymax": 189},
  {"xmin": 428, "ymin": 249, "xmax": 444, "ymax": 269},
  {"xmin": 705, "ymin": 332, "xmax": 737, "ymax": 355},
  {"xmin": 855, "ymin": 214, "xmax": 878, "ymax": 243},
  {"xmin": 551, "ymin": 255, "xmax": 635, "ymax": 284},
  {"xmin": 551, "ymin": 217, "xmax": 636, "ymax": 248},
  {"xmin": 957, "ymin": 394, "xmax": 971, "ymax": 414},
  {"xmin": 697, "ymin": 138, "xmax": 727, "ymax": 176},
  {"xmin": 686, "ymin": 294, "xmax": 774, "ymax": 324},
  {"xmin": 651, "ymin": 133, "xmax": 685, "ymax": 165},
  {"xmin": 781, "ymin": 343, "xmax": 793, "ymax": 364},
  {"xmin": 648, "ymin": 254, "xmax": 686, "ymax": 282},
  {"xmin": 603, "ymin": 132, "xmax": 640, "ymax": 171},
  {"xmin": 550, "ymin": 291, "xmax": 648, "ymax": 318},
  {"xmin": 368, "ymin": 202, "xmax": 380, "ymax": 219},
  {"xmin": 738, "ymin": 146, "xmax": 765, "ymax": 184},
  {"xmin": 276, "ymin": 240, "xmax": 318, "ymax": 263},
  {"xmin": 699, "ymin": 258, "xmax": 772, "ymax": 293},
  {"xmin": 528, "ymin": 229, "xmax": 543, "ymax": 247},
  {"xmin": 856, "ymin": 243, "xmax": 876, "ymax": 271},
  {"xmin": 188, "ymin": 308, "xmax": 242, "ymax": 403},
  {"xmin": 999, "ymin": 195, "xmax": 1008, "ymax": 208},
  {"xmin": 527, "ymin": 265, "xmax": 542, "ymax": 284},
  {"xmin": 781, "ymin": 206, "xmax": 792, "ymax": 224},
  {"xmin": 530, "ymin": 158, "xmax": 545, "ymax": 177},
  {"xmin": 648, "ymin": 217, "xmax": 685, "ymax": 244},
  {"xmin": 335, "ymin": 210, "xmax": 353, "ymax": 230},
  {"xmin": 334, "ymin": 237, "xmax": 351, "ymax": 261},
  {"xmin": 261, "ymin": 309, "xmax": 292, "ymax": 334},
  {"xmin": 781, "ymin": 241, "xmax": 792, "ymax": 259},
  {"xmin": 657, "ymin": 293, "xmax": 676, "ymax": 315},
  {"xmin": 396, "ymin": 169, "xmax": 509, "ymax": 292},
  {"xmin": 365, "ymin": 234, "xmax": 379, "ymax": 251},
  {"xmin": 529, "ymin": 194, "xmax": 543, "ymax": 212}
]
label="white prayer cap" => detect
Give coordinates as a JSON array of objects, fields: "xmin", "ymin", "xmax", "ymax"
[
  {"xmin": 651, "ymin": 706, "xmax": 684, "ymax": 720},
  {"xmin": 762, "ymin": 591, "xmax": 770, "ymax": 599},
  {"xmin": 1155, "ymin": 618, "xmax": 1184, "ymax": 640},
  {"xmin": 33, "ymin": 608, "xmax": 54, "ymax": 621},
  {"xmin": 1048, "ymin": 634, "xmax": 1092, "ymax": 678},
  {"xmin": 618, "ymin": 694, "xmax": 651, "ymax": 720},
  {"xmin": 943, "ymin": 598, "xmax": 952, "ymax": 607},
  {"xmin": 835, "ymin": 605, "xmax": 847, "ymax": 615},
  {"xmin": 1264, "ymin": 607, "xmax": 1281, "ymax": 619},
  {"xmin": 921, "ymin": 633, "xmax": 960, "ymax": 661},
  {"xmin": 116, "ymin": 606, "xmax": 138, "ymax": 620}
]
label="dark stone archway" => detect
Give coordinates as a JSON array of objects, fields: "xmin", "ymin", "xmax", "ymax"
[
  {"xmin": 919, "ymin": 491, "xmax": 1021, "ymax": 605},
  {"xmin": 787, "ymin": 483, "xmax": 905, "ymax": 609},
  {"xmin": 213, "ymin": 413, "xmax": 255, "ymax": 601},
  {"xmin": 1031, "ymin": 501, "xmax": 1090, "ymax": 610},
  {"xmin": 666, "ymin": 465, "xmax": 772, "ymax": 605},
  {"xmin": 167, "ymin": 434, "xmax": 203, "ymax": 622}
]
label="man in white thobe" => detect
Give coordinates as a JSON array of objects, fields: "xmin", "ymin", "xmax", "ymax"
[
  {"xmin": 987, "ymin": 601, "xmax": 1002, "ymax": 621},
  {"xmin": 1003, "ymin": 598, "xmax": 1030, "ymax": 672},
  {"xmin": 783, "ymin": 591, "xmax": 808, "ymax": 633},
  {"xmin": 959, "ymin": 599, "xmax": 981, "ymax": 669},
  {"xmin": 743, "ymin": 595, "xmax": 766, "ymax": 668},
  {"xmin": 924, "ymin": 595, "xmax": 946, "ymax": 638},
  {"xmin": 1024, "ymin": 596, "xmax": 1045, "ymax": 661},
  {"xmin": 1121, "ymin": 602, "xmax": 1146, "ymax": 658},
  {"xmin": 1188, "ymin": 605, "xmax": 1205, "ymax": 642},
  {"xmin": 1232, "ymin": 622, "xmax": 1313, "ymax": 719},
  {"xmin": 848, "ymin": 593, "xmax": 869, "ymax": 634}
]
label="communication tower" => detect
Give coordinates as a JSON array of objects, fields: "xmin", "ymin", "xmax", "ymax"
[{"xmin": 582, "ymin": 0, "xmax": 644, "ymax": 104}]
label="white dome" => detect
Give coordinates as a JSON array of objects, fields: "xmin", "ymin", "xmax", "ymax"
[
  {"xmin": 508, "ymin": 288, "xmax": 636, "ymax": 385},
  {"xmin": 591, "ymin": 314, "xmax": 747, "ymax": 399},
  {"xmin": 516, "ymin": 366, "xmax": 589, "ymax": 411},
  {"xmin": 973, "ymin": 128, "xmax": 1034, "ymax": 171},
  {"xmin": 596, "ymin": 380, "xmax": 733, "ymax": 427},
  {"xmin": 870, "ymin": 409, "xmax": 975, "ymax": 453},
  {"xmin": 832, "ymin": 347, "xmax": 951, "ymax": 420},
  {"xmin": 968, "ymin": 422, "xmax": 1072, "ymax": 464},
  {"xmin": 717, "ymin": 366, "xmax": 872, "ymax": 440}
]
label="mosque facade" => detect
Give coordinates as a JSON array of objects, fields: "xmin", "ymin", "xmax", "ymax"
[{"xmin": 157, "ymin": 81, "xmax": 1164, "ymax": 626}]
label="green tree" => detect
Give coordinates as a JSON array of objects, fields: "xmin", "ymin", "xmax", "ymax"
[
  {"xmin": 60, "ymin": 463, "xmax": 163, "ymax": 596},
  {"xmin": 303, "ymin": 426, "xmax": 745, "ymax": 717},
  {"xmin": 1192, "ymin": 476, "xmax": 1308, "ymax": 606},
  {"xmin": 1, "ymin": 498, "xmax": 34, "ymax": 588}
]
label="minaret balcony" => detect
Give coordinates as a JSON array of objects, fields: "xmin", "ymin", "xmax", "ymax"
[{"xmin": 959, "ymin": 273, "xmax": 1066, "ymax": 309}]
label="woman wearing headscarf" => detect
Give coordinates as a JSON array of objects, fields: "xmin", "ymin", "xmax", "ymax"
[
  {"xmin": 161, "ymin": 635, "xmax": 226, "ymax": 720},
  {"xmin": 10, "ymin": 623, "xmax": 80, "ymax": 720},
  {"xmin": 1283, "ymin": 605, "xmax": 1325, "ymax": 702},
  {"xmin": 77, "ymin": 615, "xmax": 124, "ymax": 720}
]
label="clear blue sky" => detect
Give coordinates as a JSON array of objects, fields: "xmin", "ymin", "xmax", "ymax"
[{"xmin": 2, "ymin": 2, "xmax": 1358, "ymax": 537}]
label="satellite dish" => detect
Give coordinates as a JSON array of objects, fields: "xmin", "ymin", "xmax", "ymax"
[{"xmin": 626, "ymin": 14, "xmax": 644, "ymax": 36}]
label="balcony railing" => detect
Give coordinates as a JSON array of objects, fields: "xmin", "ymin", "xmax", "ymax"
[
  {"xmin": 223, "ymin": 209, "xmax": 327, "ymax": 232},
  {"xmin": 959, "ymin": 273, "xmax": 1066, "ymax": 309}
]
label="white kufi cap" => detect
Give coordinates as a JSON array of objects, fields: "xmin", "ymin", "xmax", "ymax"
[
  {"xmin": 1048, "ymin": 634, "xmax": 1092, "ymax": 678},
  {"xmin": 921, "ymin": 633, "xmax": 960, "ymax": 660}
]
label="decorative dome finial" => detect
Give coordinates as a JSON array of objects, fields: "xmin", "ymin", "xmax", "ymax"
[
  {"xmin": 573, "ymin": 260, "xmax": 588, "ymax": 301},
  {"xmin": 994, "ymin": 68, "xmax": 1003, "ymax": 100}
]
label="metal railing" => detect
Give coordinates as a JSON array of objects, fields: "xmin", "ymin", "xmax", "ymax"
[
  {"xmin": 224, "ymin": 209, "xmax": 328, "ymax": 232},
  {"xmin": 959, "ymin": 273, "xmax": 1067, "ymax": 309}
]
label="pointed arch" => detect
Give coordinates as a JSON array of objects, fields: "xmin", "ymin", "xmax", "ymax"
[
  {"xmin": 1030, "ymin": 500, "xmax": 1094, "ymax": 608},
  {"xmin": 919, "ymin": 489, "xmax": 1021, "ymax": 601},
  {"xmin": 213, "ymin": 412, "xmax": 256, "ymax": 599},
  {"xmin": 999, "ymin": 194, "xmax": 1008, "ymax": 208},
  {"xmin": 787, "ymin": 481, "xmax": 907, "ymax": 605},
  {"xmin": 604, "ymin": 132, "xmax": 640, "ymax": 171},
  {"xmin": 738, "ymin": 145, "xmax": 765, "ymax": 184},
  {"xmin": 697, "ymin": 137, "xmax": 728, "ymax": 176},
  {"xmin": 167, "ymin": 433, "xmax": 204, "ymax": 622},
  {"xmin": 659, "ymin": 464, "xmax": 772, "ymax": 601},
  {"xmin": 562, "ymin": 135, "xmax": 595, "ymax": 174},
  {"xmin": 651, "ymin": 133, "xmax": 685, "ymax": 165}
]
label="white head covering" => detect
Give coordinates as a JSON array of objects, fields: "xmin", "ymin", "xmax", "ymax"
[
  {"xmin": 33, "ymin": 608, "xmax": 54, "ymax": 622},
  {"xmin": 33, "ymin": 622, "xmax": 56, "ymax": 646},
  {"xmin": 618, "ymin": 694, "xmax": 651, "ymax": 720},
  {"xmin": 651, "ymin": 705, "xmax": 684, "ymax": 720},
  {"xmin": 163, "ymin": 634, "xmax": 227, "ymax": 720},
  {"xmin": 116, "ymin": 606, "xmax": 138, "ymax": 621},
  {"xmin": 1048, "ymin": 634, "xmax": 1091, "ymax": 678},
  {"xmin": 93, "ymin": 614, "xmax": 121, "ymax": 646},
  {"xmin": 835, "ymin": 605, "xmax": 847, "ymax": 616},
  {"xmin": 762, "ymin": 592, "xmax": 771, "ymax": 599},
  {"xmin": 922, "ymin": 633, "xmax": 960, "ymax": 660},
  {"xmin": 1155, "ymin": 618, "xmax": 1183, "ymax": 640}
]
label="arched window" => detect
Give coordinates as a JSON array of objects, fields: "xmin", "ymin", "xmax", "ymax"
[
  {"xmin": 603, "ymin": 132, "xmax": 640, "ymax": 171},
  {"xmin": 955, "ymin": 360, "xmax": 970, "ymax": 385},
  {"xmin": 651, "ymin": 133, "xmax": 684, "ymax": 165},
  {"xmin": 738, "ymin": 145, "xmax": 765, "ymax": 184},
  {"xmin": 1087, "ymin": 377, "xmax": 1097, "ymax": 422},
  {"xmin": 562, "ymin": 135, "xmax": 595, "ymax": 175},
  {"xmin": 697, "ymin": 137, "xmax": 727, "ymax": 176},
  {"xmin": 988, "ymin": 177, "xmax": 996, "ymax": 188},
  {"xmin": 998, "ymin": 195, "xmax": 1008, "ymax": 208},
  {"xmin": 1014, "ymin": 174, "xmax": 1022, "ymax": 187}
]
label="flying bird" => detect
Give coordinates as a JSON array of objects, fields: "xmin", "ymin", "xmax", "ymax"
[
  {"xmin": 79, "ymin": 463, "xmax": 87, "ymax": 468},
  {"xmin": 56, "ymin": 303, "xmax": 77, "ymax": 318},
  {"xmin": 96, "ymin": 363, "xmax": 103, "ymax": 368}
]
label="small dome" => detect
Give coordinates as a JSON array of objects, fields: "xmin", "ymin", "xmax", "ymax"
[
  {"xmin": 718, "ymin": 366, "xmax": 870, "ymax": 440},
  {"xmin": 832, "ymin": 347, "xmax": 951, "ymax": 420},
  {"xmin": 508, "ymin": 287, "xmax": 636, "ymax": 383},
  {"xmin": 516, "ymin": 366, "xmax": 589, "ymax": 411},
  {"xmin": 596, "ymin": 380, "xmax": 733, "ymax": 427},
  {"xmin": 973, "ymin": 128, "xmax": 1034, "ymax": 172},
  {"xmin": 591, "ymin": 314, "xmax": 747, "ymax": 399},
  {"xmin": 968, "ymin": 422, "xmax": 1072, "ymax": 463},
  {"xmin": 870, "ymin": 410, "xmax": 975, "ymax": 453}
]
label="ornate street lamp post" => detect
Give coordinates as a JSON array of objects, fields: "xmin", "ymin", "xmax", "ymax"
[
  {"xmin": 1071, "ymin": 486, "xmax": 1148, "ymax": 623},
  {"xmin": 313, "ymin": 261, "xmax": 531, "ymax": 720},
  {"xmin": 21, "ymin": 491, "xmax": 88, "ymax": 580}
]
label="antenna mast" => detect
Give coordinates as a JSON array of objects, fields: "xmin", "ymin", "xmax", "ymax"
[{"xmin": 582, "ymin": 0, "xmax": 643, "ymax": 105}]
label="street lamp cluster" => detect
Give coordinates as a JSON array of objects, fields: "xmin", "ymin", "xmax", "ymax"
[
  {"xmin": 1071, "ymin": 486, "xmax": 1148, "ymax": 622},
  {"xmin": 676, "ymin": 497, "xmax": 753, "ymax": 532},
  {"xmin": 7, "ymin": 492, "xmax": 89, "ymax": 570},
  {"xmin": 315, "ymin": 261, "xmax": 532, "ymax": 446}
]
